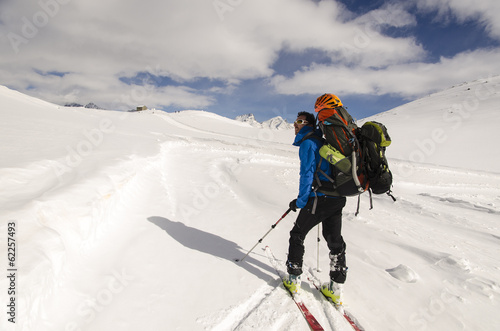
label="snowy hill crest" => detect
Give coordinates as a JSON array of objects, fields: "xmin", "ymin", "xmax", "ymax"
[{"xmin": 365, "ymin": 74, "xmax": 500, "ymax": 174}]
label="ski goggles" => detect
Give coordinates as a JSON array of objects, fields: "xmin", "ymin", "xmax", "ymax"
[{"xmin": 294, "ymin": 119, "xmax": 308, "ymax": 125}]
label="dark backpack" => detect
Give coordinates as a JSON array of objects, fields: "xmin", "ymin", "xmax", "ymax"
[
  {"xmin": 312, "ymin": 106, "xmax": 368, "ymax": 197},
  {"xmin": 317, "ymin": 105, "xmax": 358, "ymax": 156},
  {"xmin": 358, "ymin": 121, "xmax": 394, "ymax": 196},
  {"xmin": 311, "ymin": 108, "xmax": 395, "ymax": 214}
]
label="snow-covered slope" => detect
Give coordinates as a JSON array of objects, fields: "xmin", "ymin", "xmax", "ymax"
[
  {"xmin": 0, "ymin": 82, "xmax": 499, "ymax": 331},
  {"xmin": 362, "ymin": 76, "xmax": 500, "ymax": 174}
]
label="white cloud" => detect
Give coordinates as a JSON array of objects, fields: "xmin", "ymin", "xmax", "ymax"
[
  {"xmin": 352, "ymin": 3, "xmax": 418, "ymax": 29},
  {"xmin": 414, "ymin": 0, "xmax": 500, "ymax": 39},
  {"xmin": 268, "ymin": 0, "xmax": 500, "ymax": 98},
  {"xmin": 0, "ymin": 0, "xmax": 270, "ymax": 108},
  {"xmin": 271, "ymin": 48, "xmax": 500, "ymax": 98},
  {"xmin": 0, "ymin": 0, "xmax": 498, "ymax": 110},
  {"xmin": 225, "ymin": 0, "xmax": 423, "ymax": 68}
]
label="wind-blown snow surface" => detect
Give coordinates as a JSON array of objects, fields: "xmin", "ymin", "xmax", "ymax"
[{"xmin": 0, "ymin": 79, "xmax": 499, "ymax": 331}]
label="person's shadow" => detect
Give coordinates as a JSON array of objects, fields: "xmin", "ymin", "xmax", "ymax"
[{"xmin": 147, "ymin": 216, "xmax": 275, "ymax": 281}]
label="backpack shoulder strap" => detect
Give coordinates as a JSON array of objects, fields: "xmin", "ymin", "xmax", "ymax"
[{"xmin": 299, "ymin": 131, "xmax": 324, "ymax": 144}]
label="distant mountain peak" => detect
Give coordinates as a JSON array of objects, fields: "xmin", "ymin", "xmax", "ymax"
[
  {"xmin": 64, "ymin": 102, "xmax": 102, "ymax": 109},
  {"xmin": 84, "ymin": 102, "xmax": 101, "ymax": 109},
  {"xmin": 262, "ymin": 116, "xmax": 292, "ymax": 130},
  {"xmin": 235, "ymin": 113, "xmax": 292, "ymax": 130},
  {"xmin": 235, "ymin": 113, "xmax": 258, "ymax": 125}
]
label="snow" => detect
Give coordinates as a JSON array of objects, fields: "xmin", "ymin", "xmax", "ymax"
[{"xmin": 0, "ymin": 77, "xmax": 499, "ymax": 331}]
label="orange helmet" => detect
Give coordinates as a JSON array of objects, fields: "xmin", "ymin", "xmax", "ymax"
[{"xmin": 315, "ymin": 93, "xmax": 342, "ymax": 112}]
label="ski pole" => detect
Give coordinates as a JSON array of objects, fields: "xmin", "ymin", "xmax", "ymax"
[
  {"xmin": 235, "ymin": 208, "xmax": 292, "ymax": 263},
  {"xmin": 316, "ymin": 225, "xmax": 321, "ymax": 272}
]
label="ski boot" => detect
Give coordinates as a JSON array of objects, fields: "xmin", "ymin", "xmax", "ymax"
[
  {"xmin": 321, "ymin": 280, "xmax": 343, "ymax": 305},
  {"xmin": 283, "ymin": 274, "xmax": 301, "ymax": 294}
]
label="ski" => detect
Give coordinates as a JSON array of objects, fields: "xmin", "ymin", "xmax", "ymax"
[
  {"xmin": 264, "ymin": 246, "xmax": 325, "ymax": 331},
  {"xmin": 303, "ymin": 268, "xmax": 364, "ymax": 331}
]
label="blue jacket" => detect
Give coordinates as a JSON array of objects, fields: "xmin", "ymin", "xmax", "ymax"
[{"xmin": 293, "ymin": 126, "xmax": 332, "ymax": 208}]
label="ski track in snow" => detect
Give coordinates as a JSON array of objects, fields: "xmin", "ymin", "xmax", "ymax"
[
  {"xmin": 202, "ymin": 254, "xmax": 349, "ymax": 331},
  {"xmin": 202, "ymin": 280, "xmax": 300, "ymax": 331}
]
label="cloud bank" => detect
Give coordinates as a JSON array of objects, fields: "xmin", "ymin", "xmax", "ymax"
[{"xmin": 0, "ymin": 0, "xmax": 499, "ymax": 111}]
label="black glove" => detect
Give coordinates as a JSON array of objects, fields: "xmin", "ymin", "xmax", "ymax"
[{"xmin": 289, "ymin": 199, "xmax": 298, "ymax": 212}]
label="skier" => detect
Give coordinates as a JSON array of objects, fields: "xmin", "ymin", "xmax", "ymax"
[{"xmin": 284, "ymin": 109, "xmax": 347, "ymax": 304}]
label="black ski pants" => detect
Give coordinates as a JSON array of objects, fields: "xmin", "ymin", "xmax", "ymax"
[{"xmin": 287, "ymin": 195, "xmax": 347, "ymax": 281}]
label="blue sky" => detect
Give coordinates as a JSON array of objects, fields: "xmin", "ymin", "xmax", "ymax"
[{"xmin": 1, "ymin": 0, "xmax": 500, "ymax": 122}]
